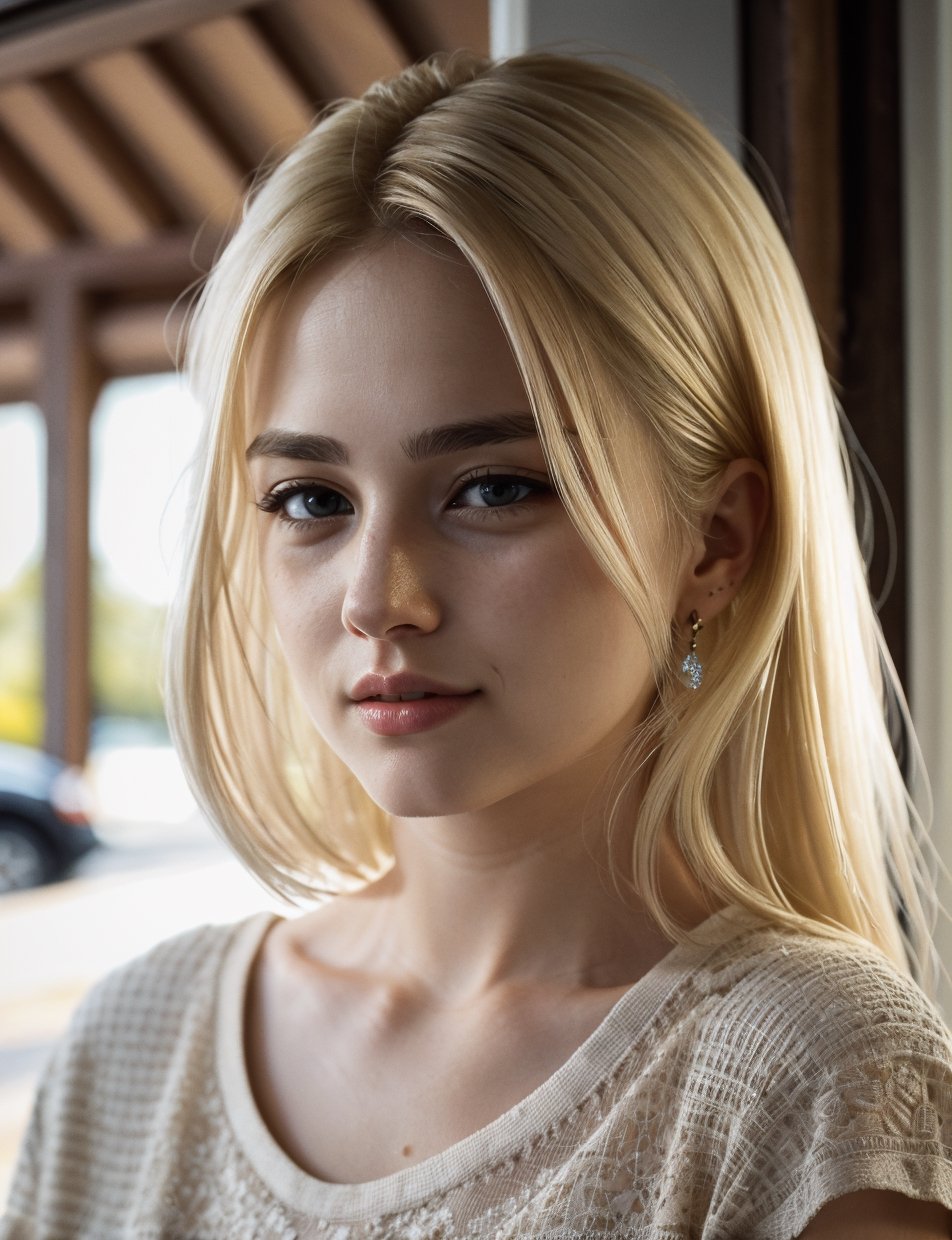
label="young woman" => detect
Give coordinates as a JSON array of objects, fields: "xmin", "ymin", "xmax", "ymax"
[{"xmin": 4, "ymin": 50, "xmax": 952, "ymax": 1240}]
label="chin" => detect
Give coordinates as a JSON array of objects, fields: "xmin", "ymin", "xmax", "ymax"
[
  {"xmin": 352, "ymin": 759, "xmax": 534, "ymax": 820},
  {"xmin": 359, "ymin": 780, "xmax": 481, "ymax": 820}
]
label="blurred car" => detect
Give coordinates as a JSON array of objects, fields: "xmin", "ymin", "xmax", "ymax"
[{"xmin": 0, "ymin": 741, "xmax": 99, "ymax": 894}]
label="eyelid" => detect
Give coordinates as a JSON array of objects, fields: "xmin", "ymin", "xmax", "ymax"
[
  {"xmin": 254, "ymin": 477, "xmax": 341, "ymax": 513},
  {"xmin": 451, "ymin": 464, "xmax": 549, "ymax": 491},
  {"xmin": 254, "ymin": 466, "xmax": 553, "ymax": 526}
]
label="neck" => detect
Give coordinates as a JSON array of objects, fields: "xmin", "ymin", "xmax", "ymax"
[{"xmin": 335, "ymin": 752, "xmax": 709, "ymax": 1005}]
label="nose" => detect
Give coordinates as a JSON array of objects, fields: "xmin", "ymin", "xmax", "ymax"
[{"xmin": 341, "ymin": 524, "xmax": 442, "ymax": 640}]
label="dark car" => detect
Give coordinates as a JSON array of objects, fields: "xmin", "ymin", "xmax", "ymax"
[{"xmin": 0, "ymin": 742, "xmax": 99, "ymax": 893}]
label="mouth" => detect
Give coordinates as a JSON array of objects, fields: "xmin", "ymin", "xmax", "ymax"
[
  {"xmin": 365, "ymin": 692, "xmax": 440, "ymax": 702},
  {"xmin": 352, "ymin": 689, "xmax": 481, "ymax": 735},
  {"xmin": 349, "ymin": 672, "xmax": 478, "ymax": 702}
]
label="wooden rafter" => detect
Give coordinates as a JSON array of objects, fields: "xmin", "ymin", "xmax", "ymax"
[
  {"xmin": 0, "ymin": 127, "xmax": 77, "ymax": 253},
  {"xmin": 76, "ymin": 48, "xmax": 246, "ymax": 230},
  {"xmin": 92, "ymin": 299, "xmax": 189, "ymax": 375},
  {"xmin": 0, "ymin": 230, "xmax": 216, "ymax": 297},
  {"xmin": 263, "ymin": 0, "xmax": 409, "ymax": 100},
  {"xmin": 0, "ymin": 320, "xmax": 35, "ymax": 401},
  {"xmin": 0, "ymin": 0, "xmax": 258, "ymax": 86},
  {"xmin": 0, "ymin": 168, "xmax": 64, "ymax": 255},
  {"xmin": 374, "ymin": 0, "xmax": 489, "ymax": 63},
  {"xmin": 164, "ymin": 14, "xmax": 314, "ymax": 166},
  {"xmin": 0, "ymin": 78, "xmax": 162, "ymax": 244},
  {"xmin": 0, "ymin": 230, "xmax": 211, "ymax": 402}
]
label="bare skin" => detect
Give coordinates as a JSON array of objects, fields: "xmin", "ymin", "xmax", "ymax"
[
  {"xmin": 243, "ymin": 234, "xmax": 768, "ymax": 1184},
  {"xmin": 244, "ymin": 825, "xmax": 715, "ymax": 1182},
  {"xmin": 799, "ymin": 1190, "xmax": 950, "ymax": 1239}
]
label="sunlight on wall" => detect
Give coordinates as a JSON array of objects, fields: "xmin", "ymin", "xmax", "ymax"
[
  {"xmin": 87, "ymin": 373, "xmax": 204, "ymax": 822},
  {"xmin": 91, "ymin": 374, "xmax": 203, "ymax": 608}
]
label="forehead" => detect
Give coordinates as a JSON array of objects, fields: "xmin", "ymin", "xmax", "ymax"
[{"xmin": 245, "ymin": 236, "xmax": 530, "ymax": 442}]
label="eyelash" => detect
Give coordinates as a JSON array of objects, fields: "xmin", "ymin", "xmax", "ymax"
[{"xmin": 255, "ymin": 469, "xmax": 552, "ymax": 529}]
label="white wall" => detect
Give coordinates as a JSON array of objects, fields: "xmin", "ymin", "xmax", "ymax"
[
  {"xmin": 490, "ymin": 0, "xmax": 740, "ymax": 157},
  {"xmin": 901, "ymin": 0, "xmax": 952, "ymax": 1005}
]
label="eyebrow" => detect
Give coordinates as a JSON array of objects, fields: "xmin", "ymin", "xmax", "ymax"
[{"xmin": 245, "ymin": 412, "xmax": 540, "ymax": 466}]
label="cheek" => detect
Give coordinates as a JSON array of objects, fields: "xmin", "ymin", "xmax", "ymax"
[
  {"xmin": 549, "ymin": 548, "xmax": 654, "ymax": 688},
  {"xmin": 261, "ymin": 551, "xmax": 338, "ymax": 661},
  {"xmin": 532, "ymin": 535, "xmax": 640, "ymax": 636},
  {"xmin": 496, "ymin": 541, "xmax": 649, "ymax": 690}
]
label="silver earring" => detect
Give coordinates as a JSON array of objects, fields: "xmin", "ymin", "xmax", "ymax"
[{"xmin": 680, "ymin": 611, "xmax": 704, "ymax": 689}]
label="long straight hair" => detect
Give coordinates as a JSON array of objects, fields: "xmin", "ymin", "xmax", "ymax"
[{"xmin": 167, "ymin": 50, "xmax": 944, "ymax": 996}]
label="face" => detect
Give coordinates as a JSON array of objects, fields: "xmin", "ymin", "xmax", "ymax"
[{"xmin": 246, "ymin": 235, "xmax": 661, "ymax": 820}]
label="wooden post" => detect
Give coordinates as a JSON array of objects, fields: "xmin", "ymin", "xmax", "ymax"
[
  {"xmin": 836, "ymin": 0, "xmax": 907, "ymax": 689},
  {"xmin": 37, "ymin": 280, "xmax": 103, "ymax": 765},
  {"xmin": 741, "ymin": 0, "xmax": 842, "ymax": 372},
  {"xmin": 740, "ymin": 0, "xmax": 907, "ymax": 691}
]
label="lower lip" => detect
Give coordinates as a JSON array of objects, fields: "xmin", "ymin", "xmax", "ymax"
[{"xmin": 353, "ymin": 693, "xmax": 479, "ymax": 736}]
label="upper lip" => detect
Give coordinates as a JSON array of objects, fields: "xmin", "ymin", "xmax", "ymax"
[{"xmin": 349, "ymin": 672, "xmax": 477, "ymax": 701}]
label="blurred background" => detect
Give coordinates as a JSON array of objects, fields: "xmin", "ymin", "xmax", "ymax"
[{"xmin": 0, "ymin": 0, "xmax": 949, "ymax": 1201}]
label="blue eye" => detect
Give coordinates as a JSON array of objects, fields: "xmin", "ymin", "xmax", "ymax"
[
  {"xmin": 283, "ymin": 488, "xmax": 352, "ymax": 520},
  {"xmin": 255, "ymin": 471, "xmax": 552, "ymax": 528},
  {"xmin": 451, "ymin": 475, "xmax": 548, "ymax": 510},
  {"xmin": 255, "ymin": 484, "xmax": 353, "ymax": 525}
]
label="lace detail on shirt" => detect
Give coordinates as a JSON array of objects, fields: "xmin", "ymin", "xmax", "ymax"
[
  {"xmin": 160, "ymin": 1065, "xmax": 300, "ymax": 1240},
  {"xmin": 4, "ymin": 915, "xmax": 952, "ymax": 1240}
]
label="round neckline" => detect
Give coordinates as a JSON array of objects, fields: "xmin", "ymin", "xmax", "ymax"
[{"xmin": 216, "ymin": 902, "xmax": 758, "ymax": 1221}]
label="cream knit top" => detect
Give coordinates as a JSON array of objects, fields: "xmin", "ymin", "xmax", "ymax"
[{"xmin": 4, "ymin": 904, "xmax": 952, "ymax": 1239}]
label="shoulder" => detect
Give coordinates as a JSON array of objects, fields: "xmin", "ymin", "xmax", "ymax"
[
  {"xmin": 678, "ymin": 914, "xmax": 952, "ymax": 1237},
  {"xmin": 3, "ymin": 913, "xmax": 280, "ymax": 1237},
  {"xmin": 691, "ymin": 913, "xmax": 951, "ymax": 1068},
  {"xmin": 36, "ymin": 911, "xmax": 276, "ymax": 1110},
  {"xmin": 66, "ymin": 913, "xmax": 264, "ymax": 1051},
  {"xmin": 652, "ymin": 912, "xmax": 952, "ymax": 1148}
]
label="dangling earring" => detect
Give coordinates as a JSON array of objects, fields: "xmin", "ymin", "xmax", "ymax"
[{"xmin": 680, "ymin": 611, "xmax": 704, "ymax": 689}]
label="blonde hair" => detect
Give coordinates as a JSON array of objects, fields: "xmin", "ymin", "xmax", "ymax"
[{"xmin": 167, "ymin": 49, "xmax": 943, "ymax": 994}]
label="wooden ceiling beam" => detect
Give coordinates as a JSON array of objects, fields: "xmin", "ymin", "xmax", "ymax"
[
  {"xmin": 76, "ymin": 49, "xmax": 246, "ymax": 231},
  {"xmin": 267, "ymin": 0, "xmax": 408, "ymax": 100},
  {"xmin": 0, "ymin": 167, "xmax": 67, "ymax": 255},
  {"xmin": 0, "ymin": 126, "xmax": 78, "ymax": 254},
  {"xmin": 0, "ymin": 321, "xmax": 36, "ymax": 401},
  {"xmin": 0, "ymin": 298, "xmax": 188, "ymax": 403},
  {"xmin": 373, "ymin": 0, "xmax": 490, "ymax": 61},
  {"xmin": 165, "ymin": 14, "xmax": 313, "ymax": 166},
  {"xmin": 0, "ymin": 229, "xmax": 217, "ymax": 297},
  {"xmin": 0, "ymin": 79, "xmax": 161, "ymax": 244},
  {"xmin": 0, "ymin": 0, "xmax": 259, "ymax": 87},
  {"xmin": 92, "ymin": 299, "xmax": 188, "ymax": 375},
  {"xmin": 0, "ymin": 177, "xmax": 56, "ymax": 255},
  {"xmin": 0, "ymin": 122, "xmax": 81, "ymax": 256}
]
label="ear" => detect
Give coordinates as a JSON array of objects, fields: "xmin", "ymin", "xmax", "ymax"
[{"xmin": 674, "ymin": 458, "xmax": 770, "ymax": 627}]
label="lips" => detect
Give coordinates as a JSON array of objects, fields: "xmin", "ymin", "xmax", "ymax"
[{"xmin": 348, "ymin": 672, "xmax": 477, "ymax": 702}]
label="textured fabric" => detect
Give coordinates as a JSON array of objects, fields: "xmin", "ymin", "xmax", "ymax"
[{"xmin": 4, "ymin": 904, "xmax": 952, "ymax": 1239}]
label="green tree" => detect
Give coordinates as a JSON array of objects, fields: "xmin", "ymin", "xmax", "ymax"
[
  {"xmin": 91, "ymin": 559, "xmax": 167, "ymax": 727},
  {"xmin": 0, "ymin": 560, "xmax": 42, "ymax": 745},
  {"xmin": 0, "ymin": 557, "xmax": 169, "ymax": 747}
]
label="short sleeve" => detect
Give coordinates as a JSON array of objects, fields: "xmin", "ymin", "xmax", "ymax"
[
  {"xmin": 712, "ymin": 944, "xmax": 952, "ymax": 1239},
  {"xmin": 0, "ymin": 919, "xmax": 236, "ymax": 1240},
  {"xmin": 0, "ymin": 1041, "xmax": 60, "ymax": 1240}
]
